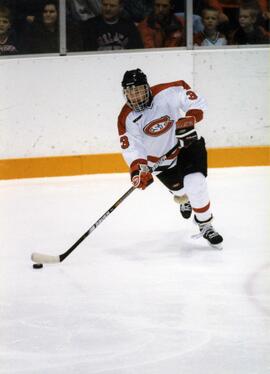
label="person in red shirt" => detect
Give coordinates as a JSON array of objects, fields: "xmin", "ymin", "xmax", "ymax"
[{"xmin": 138, "ymin": 0, "xmax": 184, "ymax": 48}]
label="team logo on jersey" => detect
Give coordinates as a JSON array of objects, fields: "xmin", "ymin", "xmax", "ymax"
[{"xmin": 143, "ymin": 116, "xmax": 173, "ymax": 137}]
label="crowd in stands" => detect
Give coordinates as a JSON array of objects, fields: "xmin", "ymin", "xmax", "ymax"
[{"xmin": 0, "ymin": 0, "xmax": 269, "ymax": 56}]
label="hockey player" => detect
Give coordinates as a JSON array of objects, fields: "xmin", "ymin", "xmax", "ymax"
[{"xmin": 118, "ymin": 68, "xmax": 223, "ymax": 248}]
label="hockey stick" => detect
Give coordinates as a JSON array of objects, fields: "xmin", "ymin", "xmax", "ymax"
[{"xmin": 31, "ymin": 142, "xmax": 179, "ymax": 264}]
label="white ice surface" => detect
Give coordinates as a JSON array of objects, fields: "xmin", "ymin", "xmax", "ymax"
[{"xmin": 1, "ymin": 167, "xmax": 270, "ymax": 374}]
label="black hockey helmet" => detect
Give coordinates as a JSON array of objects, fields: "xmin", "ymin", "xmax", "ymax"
[
  {"xmin": 121, "ymin": 69, "xmax": 152, "ymax": 112},
  {"xmin": 122, "ymin": 69, "xmax": 148, "ymax": 89}
]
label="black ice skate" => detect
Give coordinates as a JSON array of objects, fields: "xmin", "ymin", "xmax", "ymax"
[
  {"xmin": 193, "ymin": 215, "xmax": 223, "ymax": 249},
  {"xmin": 180, "ymin": 201, "xmax": 192, "ymax": 219},
  {"xmin": 174, "ymin": 194, "xmax": 192, "ymax": 219}
]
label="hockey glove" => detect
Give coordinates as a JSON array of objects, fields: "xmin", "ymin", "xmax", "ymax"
[
  {"xmin": 175, "ymin": 116, "xmax": 198, "ymax": 148},
  {"xmin": 130, "ymin": 159, "xmax": 154, "ymax": 190}
]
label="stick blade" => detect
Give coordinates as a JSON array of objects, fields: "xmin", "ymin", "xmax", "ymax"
[{"xmin": 31, "ymin": 252, "xmax": 60, "ymax": 264}]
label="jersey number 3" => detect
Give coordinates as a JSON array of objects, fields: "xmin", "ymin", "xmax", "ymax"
[
  {"xmin": 186, "ymin": 90, "xmax": 198, "ymax": 100},
  {"xmin": 120, "ymin": 135, "xmax": 129, "ymax": 149}
]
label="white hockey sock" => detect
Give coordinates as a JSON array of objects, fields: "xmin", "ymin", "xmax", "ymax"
[{"xmin": 183, "ymin": 172, "xmax": 212, "ymax": 221}]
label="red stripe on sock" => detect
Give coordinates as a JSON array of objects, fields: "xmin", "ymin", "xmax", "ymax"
[{"xmin": 193, "ymin": 202, "xmax": 210, "ymax": 213}]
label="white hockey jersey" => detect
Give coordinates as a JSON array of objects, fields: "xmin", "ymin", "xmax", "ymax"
[{"xmin": 118, "ymin": 80, "xmax": 207, "ymax": 170}]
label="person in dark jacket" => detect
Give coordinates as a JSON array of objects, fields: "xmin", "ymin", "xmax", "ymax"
[
  {"xmin": 230, "ymin": 4, "xmax": 269, "ymax": 44},
  {"xmin": 0, "ymin": 4, "xmax": 18, "ymax": 55},
  {"xmin": 83, "ymin": 0, "xmax": 143, "ymax": 51},
  {"xmin": 21, "ymin": 0, "xmax": 83, "ymax": 54}
]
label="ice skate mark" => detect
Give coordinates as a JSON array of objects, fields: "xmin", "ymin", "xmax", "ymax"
[
  {"xmin": 32, "ymin": 135, "xmax": 42, "ymax": 148},
  {"xmin": 245, "ymin": 263, "xmax": 270, "ymax": 316}
]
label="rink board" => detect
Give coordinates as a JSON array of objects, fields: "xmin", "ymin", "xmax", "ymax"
[{"xmin": 0, "ymin": 145, "xmax": 269, "ymax": 180}]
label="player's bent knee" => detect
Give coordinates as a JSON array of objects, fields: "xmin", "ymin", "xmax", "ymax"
[{"xmin": 184, "ymin": 172, "xmax": 207, "ymax": 196}]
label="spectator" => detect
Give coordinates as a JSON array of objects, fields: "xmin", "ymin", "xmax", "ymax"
[
  {"xmin": 0, "ymin": 4, "xmax": 18, "ymax": 55},
  {"xmin": 193, "ymin": 0, "xmax": 229, "ymax": 24},
  {"xmin": 66, "ymin": 0, "xmax": 101, "ymax": 50},
  {"xmin": 194, "ymin": 6, "xmax": 228, "ymax": 45},
  {"xmin": 259, "ymin": 0, "xmax": 270, "ymax": 28},
  {"xmin": 21, "ymin": 0, "xmax": 83, "ymax": 54},
  {"xmin": 20, "ymin": 1, "xmax": 59, "ymax": 53},
  {"xmin": 138, "ymin": 0, "xmax": 185, "ymax": 48},
  {"xmin": 1, "ymin": 1, "xmax": 41, "ymax": 32},
  {"xmin": 218, "ymin": 1, "xmax": 270, "ymax": 32},
  {"xmin": 67, "ymin": 0, "xmax": 101, "ymax": 23},
  {"xmin": 174, "ymin": 0, "xmax": 229, "ymax": 33},
  {"xmin": 122, "ymin": 0, "xmax": 154, "ymax": 23},
  {"xmin": 262, "ymin": 9, "xmax": 270, "ymax": 33},
  {"xmin": 173, "ymin": 0, "xmax": 204, "ymax": 33},
  {"xmin": 83, "ymin": 0, "xmax": 143, "ymax": 51},
  {"xmin": 230, "ymin": 4, "xmax": 270, "ymax": 43},
  {"xmin": 240, "ymin": 0, "xmax": 270, "ymax": 32}
]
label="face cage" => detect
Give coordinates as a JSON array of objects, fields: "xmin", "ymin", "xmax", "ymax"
[{"xmin": 124, "ymin": 84, "xmax": 150, "ymax": 112}]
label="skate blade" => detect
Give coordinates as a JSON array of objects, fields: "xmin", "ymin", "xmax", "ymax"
[
  {"xmin": 191, "ymin": 234, "xmax": 223, "ymax": 250},
  {"xmin": 209, "ymin": 242, "xmax": 223, "ymax": 250}
]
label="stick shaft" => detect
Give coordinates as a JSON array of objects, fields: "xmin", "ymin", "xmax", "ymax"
[
  {"xmin": 31, "ymin": 186, "xmax": 135, "ymax": 264},
  {"xmin": 31, "ymin": 142, "xmax": 179, "ymax": 264},
  {"xmin": 59, "ymin": 186, "xmax": 135, "ymax": 261}
]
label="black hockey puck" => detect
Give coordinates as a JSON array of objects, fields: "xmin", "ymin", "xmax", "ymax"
[{"xmin": 33, "ymin": 263, "xmax": 43, "ymax": 269}]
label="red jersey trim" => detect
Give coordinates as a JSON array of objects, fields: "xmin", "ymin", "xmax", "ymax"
[
  {"xmin": 151, "ymin": 80, "xmax": 191, "ymax": 97},
  {"xmin": 118, "ymin": 104, "xmax": 132, "ymax": 135}
]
